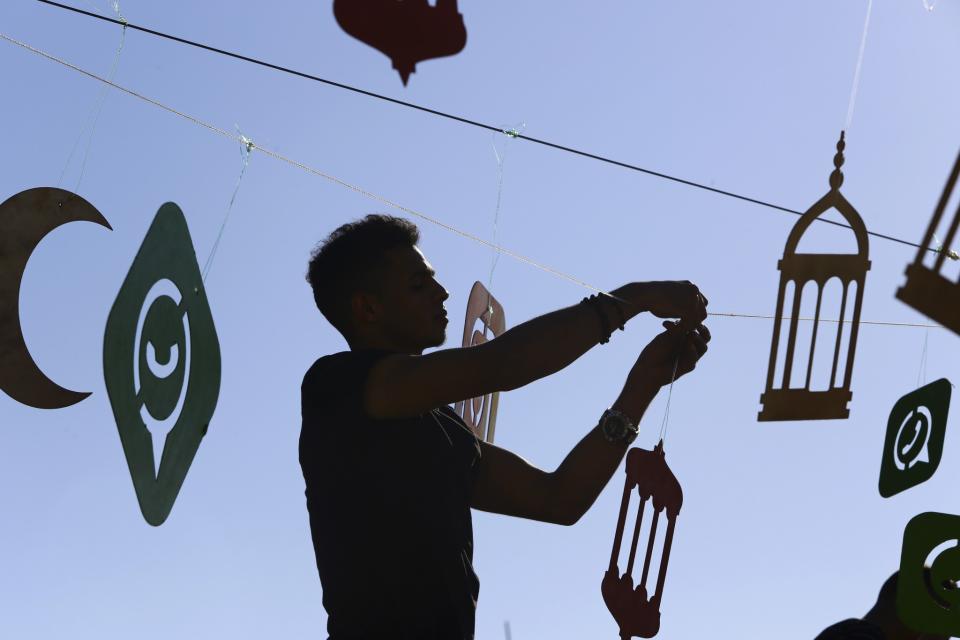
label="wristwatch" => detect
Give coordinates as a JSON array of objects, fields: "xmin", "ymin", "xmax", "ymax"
[{"xmin": 599, "ymin": 408, "xmax": 639, "ymax": 445}]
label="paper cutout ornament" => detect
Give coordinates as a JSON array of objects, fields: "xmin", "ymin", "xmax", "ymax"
[
  {"xmin": 454, "ymin": 281, "xmax": 505, "ymax": 443},
  {"xmin": 897, "ymin": 512, "xmax": 960, "ymax": 636},
  {"xmin": 0, "ymin": 187, "xmax": 111, "ymax": 409},
  {"xmin": 333, "ymin": 0, "xmax": 467, "ymax": 85},
  {"xmin": 758, "ymin": 132, "xmax": 871, "ymax": 421},
  {"xmin": 602, "ymin": 442, "xmax": 683, "ymax": 639},
  {"xmin": 896, "ymin": 148, "xmax": 960, "ymax": 335},
  {"xmin": 879, "ymin": 379, "xmax": 951, "ymax": 498},
  {"xmin": 104, "ymin": 202, "xmax": 220, "ymax": 526}
]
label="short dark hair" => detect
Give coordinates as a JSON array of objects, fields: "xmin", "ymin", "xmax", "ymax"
[{"xmin": 306, "ymin": 214, "xmax": 420, "ymax": 336}]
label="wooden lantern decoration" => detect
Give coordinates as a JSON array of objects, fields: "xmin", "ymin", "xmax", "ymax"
[
  {"xmin": 454, "ymin": 281, "xmax": 505, "ymax": 442},
  {"xmin": 758, "ymin": 132, "xmax": 871, "ymax": 421},
  {"xmin": 602, "ymin": 442, "xmax": 683, "ymax": 639},
  {"xmin": 333, "ymin": 0, "xmax": 467, "ymax": 86},
  {"xmin": 896, "ymin": 148, "xmax": 960, "ymax": 334}
]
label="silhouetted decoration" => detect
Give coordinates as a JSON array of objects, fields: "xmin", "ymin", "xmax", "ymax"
[
  {"xmin": 104, "ymin": 203, "xmax": 220, "ymax": 526},
  {"xmin": 898, "ymin": 512, "xmax": 960, "ymax": 636},
  {"xmin": 896, "ymin": 148, "xmax": 960, "ymax": 335},
  {"xmin": 0, "ymin": 187, "xmax": 111, "ymax": 409},
  {"xmin": 333, "ymin": 0, "xmax": 467, "ymax": 85},
  {"xmin": 758, "ymin": 132, "xmax": 871, "ymax": 421},
  {"xmin": 454, "ymin": 281, "xmax": 505, "ymax": 443},
  {"xmin": 880, "ymin": 379, "xmax": 951, "ymax": 498},
  {"xmin": 602, "ymin": 442, "xmax": 683, "ymax": 639}
]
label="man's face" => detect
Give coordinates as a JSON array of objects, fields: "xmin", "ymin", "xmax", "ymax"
[{"xmin": 369, "ymin": 245, "xmax": 449, "ymax": 353}]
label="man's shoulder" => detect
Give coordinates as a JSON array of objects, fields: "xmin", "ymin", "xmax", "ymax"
[{"xmin": 302, "ymin": 350, "xmax": 350, "ymax": 385}]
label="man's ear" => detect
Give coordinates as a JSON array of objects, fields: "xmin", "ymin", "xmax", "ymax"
[{"xmin": 350, "ymin": 291, "xmax": 381, "ymax": 326}]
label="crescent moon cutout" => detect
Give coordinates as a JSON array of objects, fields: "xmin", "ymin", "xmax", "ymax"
[{"xmin": 0, "ymin": 187, "xmax": 111, "ymax": 409}]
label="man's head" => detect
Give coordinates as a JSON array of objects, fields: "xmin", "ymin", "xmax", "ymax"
[{"xmin": 306, "ymin": 214, "xmax": 449, "ymax": 354}]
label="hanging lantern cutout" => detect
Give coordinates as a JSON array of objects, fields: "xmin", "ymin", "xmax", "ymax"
[
  {"xmin": 896, "ymin": 148, "xmax": 960, "ymax": 335},
  {"xmin": 454, "ymin": 281, "xmax": 505, "ymax": 442},
  {"xmin": 333, "ymin": 0, "xmax": 467, "ymax": 86},
  {"xmin": 758, "ymin": 132, "xmax": 871, "ymax": 421},
  {"xmin": 602, "ymin": 442, "xmax": 683, "ymax": 639}
]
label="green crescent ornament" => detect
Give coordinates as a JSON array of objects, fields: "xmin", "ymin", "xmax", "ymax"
[{"xmin": 104, "ymin": 203, "xmax": 220, "ymax": 526}]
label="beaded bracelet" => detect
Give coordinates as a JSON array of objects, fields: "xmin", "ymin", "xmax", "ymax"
[{"xmin": 583, "ymin": 294, "xmax": 613, "ymax": 344}]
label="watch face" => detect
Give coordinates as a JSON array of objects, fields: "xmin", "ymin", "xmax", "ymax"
[{"xmin": 603, "ymin": 411, "xmax": 628, "ymax": 441}]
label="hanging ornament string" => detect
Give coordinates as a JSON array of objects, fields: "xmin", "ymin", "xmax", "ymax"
[
  {"xmin": 484, "ymin": 123, "xmax": 525, "ymax": 334},
  {"xmin": 200, "ymin": 130, "xmax": 254, "ymax": 282},
  {"xmin": 57, "ymin": 0, "xmax": 126, "ymax": 190},
  {"xmin": 844, "ymin": 0, "xmax": 874, "ymax": 131},
  {"xmin": 1, "ymin": 32, "xmax": 948, "ymax": 331},
  {"xmin": 657, "ymin": 356, "xmax": 680, "ymax": 444},
  {"xmin": 917, "ymin": 330, "xmax": 929, "ymax": 388}
]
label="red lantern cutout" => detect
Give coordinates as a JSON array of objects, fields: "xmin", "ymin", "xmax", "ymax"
[
  {"xmin": 454, "ymin": 281, "xmax": 506, "ymax": 442},
  {"xmin": 602, "ymin": 442, "xmax": 683, "ymax": 639},
  {"xmin": 333, "ymin": 0, "xmax": 467, "ymax": 86}
]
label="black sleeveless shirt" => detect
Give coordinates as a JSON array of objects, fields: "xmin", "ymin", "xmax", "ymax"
[{"xmin": 300, "ymin": 349, "xmax": 481, "ymax": 639}]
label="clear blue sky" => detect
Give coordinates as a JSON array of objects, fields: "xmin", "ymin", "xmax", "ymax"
[{"xmin": 2, "ymin": 1, "xmax": 960, "ymax": 638}]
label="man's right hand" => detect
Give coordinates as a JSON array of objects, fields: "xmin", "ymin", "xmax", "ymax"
[{"xmin": 631, "ymin": 281, "xmax": 708, "ymax": 329}]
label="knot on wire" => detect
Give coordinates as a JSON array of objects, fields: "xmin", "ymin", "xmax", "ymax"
[
  {"xmin": 111, "ymin": 0, "xmax": 128, "ymax": 26},
  {"xmin": 933, "ymin": 233, "xmax": 959, "ymax": 261}
]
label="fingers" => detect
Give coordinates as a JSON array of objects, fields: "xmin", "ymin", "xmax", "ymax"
[
  {"xmin": 678, "ymin": 282, "xmax": 708, "ymax": 330},
  {"xmin": 674, "ymin": 323, "xmax": 711, "ymax": 377}
]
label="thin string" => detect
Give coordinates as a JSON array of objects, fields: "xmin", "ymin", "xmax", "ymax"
[
  {"xmin": 657, "ymin": 357, "xmax": 680, "ymax": 443},
  {"xmin": 29, "ymin": 0, "xmax": 944, "ymax": 258},
  {"xmin": 484, "ymin": 123, "xmax": 525, "ymax": 333},
  {"xmin": 201, "ymin": 130, "xmax": 254, "ymax": 282},
  {"xmin": 707, "ymin": 311, "xmax": 940, "ymax": 329},
  {"xmin": 845, "ymin": 0, "xmax": 873, "ymax": 130},
  {"xmin": 1, "ymin": 31, "xmax": 948, "ymax": 332},
  {"xmin": 57, "ymin": 0, "xmax": 126, "ymax": 189},
  {"xmin": 917, "ymin": 331, "xmax": 929, "ymax": 388}
]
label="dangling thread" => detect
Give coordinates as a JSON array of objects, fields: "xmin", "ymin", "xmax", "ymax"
[
  {"xmin": 844, "ymin": 0, "xmax": 873, "ymax": 131},
  {"xmin": 917, "ymin": 331, "xmax": 929, "ymax": 388},
  {"xmin": 657, "ymin": 355, "xmax": 680, "ymax": 443},
  {"xmin": 201, "ymin": 130, "xmax": 255, "ymax": 282},
  {"xmin": 58, "ymin": 0, "xmax": 127, "ymax": 190},
  {"xmin": 484, "ymin": 122, "xmax": 525, "ymax": 332}
]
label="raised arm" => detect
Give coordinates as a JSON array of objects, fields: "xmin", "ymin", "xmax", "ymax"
[
  {"xmin": 364, "ymin": 281, "xmax": 707, "ymax": 419},
  {"xmin": 471, "ymin": 321, "xmax": 710, "ymax": 526}
]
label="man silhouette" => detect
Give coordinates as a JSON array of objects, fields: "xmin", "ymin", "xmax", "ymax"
[{"xmin": 300, "ymin": 215, "xmax": 710, "ymax": 639}]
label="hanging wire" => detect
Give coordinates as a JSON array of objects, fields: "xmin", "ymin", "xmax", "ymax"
[
  {"xmin": 200, "ymin": 130, "xmax": 255, "ymax": 282},
  {"xmin": 844, "ymin": 0, "xmax": 873, "ymax": 131},
  {"xmin": 483, "ymin": 122, "xmax": 525, "ymax": 332},
  {"xmin": 0, "ymin": 31, "xmax": 949, "ymax": 331},
  {"xmin": 57, "ymin": 0, "xmax": 126, "ymax": 189},
  {"xmin": 28, "ymin": 0, "xmax": 949, "ymax": 258},
  {"xmin": 657, "ymin": 357, "xmax": 680, "ymax": 444},
  {"xmin": 917, "ymin": 331, "xmax": 929, "ymax": 388}
]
